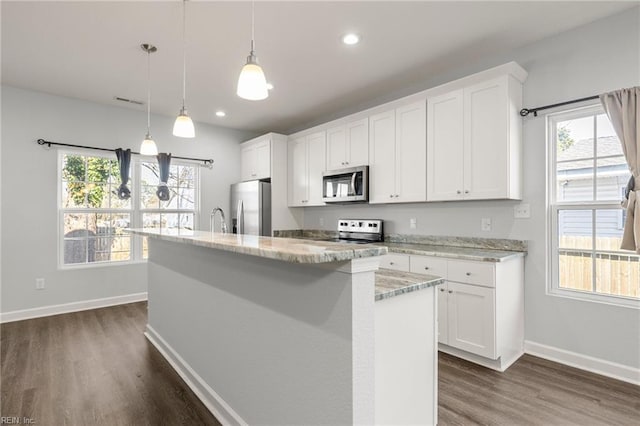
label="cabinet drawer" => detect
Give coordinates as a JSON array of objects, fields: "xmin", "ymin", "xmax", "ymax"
[
  {"xmin": 447, "ymin": 260, "xmax": 495, "ymax": 287},
  {"xmin": 380, "ymin": 254, "xmax": 410, "ymax": 272},
  {"xmin": 410, "ymin": 255, "xmax": 448, "ymax": 278}
]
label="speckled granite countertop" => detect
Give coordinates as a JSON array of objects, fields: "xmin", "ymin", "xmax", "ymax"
[
  {"xmin": 380, "ymin": 242, "xmax": 524, "ymax": 262},
  {"xmin": 274, "ymin": 230, "xmax": 527, "ymax": 263},
  {"xmin": 126, "ymin": 229, "xmax": 387, "ymax": 264},
  {"xmin": 375, "ymin": 269, "xmax": 444, "ymax": 301}
]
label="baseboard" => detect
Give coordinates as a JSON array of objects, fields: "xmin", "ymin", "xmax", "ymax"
[
  {"xmin": 0, "ymin": 292, "xmax": 148, "ymax": 323},
  {"xmin": 144, "ymin": 325, "xmax": 247, "ymax": 426},
  {"xmin": 524, "ymin": 340, "xmax": 640, "ymax": 386}
]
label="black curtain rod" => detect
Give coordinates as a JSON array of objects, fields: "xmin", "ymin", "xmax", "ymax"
[
  {"xmin": 519, "ymin": 95, "xmax": 600, "ymax": 117},
  {"xmin": 36, "ymin": 139, "xmax": 214, "ymax": 167}
]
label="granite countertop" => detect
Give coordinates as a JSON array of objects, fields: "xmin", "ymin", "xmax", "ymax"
[
  {"xmin": 126, "ymin": 229, "xmax": 387, "ymax": 264},
  {"xmin": 375, "ymin": 269, "xmax": 444, "ymax": 301},
  {"xmin": 274, "ymin": 230, "xmax": 527, "ymax": 263},
  {"xmin": 380, "ymin": 242, "xmax": 525, "ymax": 262}
]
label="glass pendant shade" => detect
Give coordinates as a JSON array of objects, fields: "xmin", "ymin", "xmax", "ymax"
[
  {"xmin": 237, "ymin": 57, "xmax": 268, "ymax": 101},
  {"xmin": 173, "ymin": 108, "xmax": 195, "ymax": 138},
  {"xmin": 140, "ymin": 134, "xmax": 158, "ymax": 156}
]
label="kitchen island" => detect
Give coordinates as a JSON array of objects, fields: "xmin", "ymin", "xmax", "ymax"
[{"xmin": 127, "ymin": 229, "xmax": 442, "ymax": 425}]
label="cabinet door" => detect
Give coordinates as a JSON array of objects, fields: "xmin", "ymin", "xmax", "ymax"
[
  {"xmin": 288, "ymin": 137, "xmax": 308, "ymax": 207},
  {"xmin": 426, "ymin": 89, "xmax": 464, "ymax": 201},
  {"xmin": 447, "ymin": 282, "xmax": 496, "ymax": 359},
  {"xmin": 463, "ymin": 77, "xmax": 509, "ymax": 199},
  {"xmin": 306, "ymin": 131, "xmax": 326, "ymax": 206},
  {"xmin": 240, "ymin": 144, "xmax": 256, "ymax": 182},
  {"xmin": 346, "ymin": 118, "xmax": 369, "ymax": 167},
  {"xmin": 254, "ymin": 139, "xmax": 271, "ymax": 180},
  {"xmin": 326, "ymin": 125, "xmax": 346, "ymax": 171},
  {"xmin": 437, "ymin": 284, "xmax": 449, "ymax": 345},
  {"xmin": 395, "ymin": 101, "xmax": 427, "ymax": 203},
  {"xmin": 368, "ymin": 110, "xmax": 396, "ymax": 203}
]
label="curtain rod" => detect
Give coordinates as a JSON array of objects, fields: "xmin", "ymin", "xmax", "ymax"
[
  {"xmin": 36, "ymin": 139, "xmax": 214, "ymax": 168},
  {"xmin": 519, "ymin": 95, "xmax": 600, "ymax": 117}
]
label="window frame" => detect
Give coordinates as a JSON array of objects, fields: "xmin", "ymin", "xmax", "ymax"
[
  {"xmin": 58, "ymin": 150, "xmax": 200, "ymax": 269},
  {"xmin": 547, "ymin": 104, "xmax": 639, "ymax": 309}
]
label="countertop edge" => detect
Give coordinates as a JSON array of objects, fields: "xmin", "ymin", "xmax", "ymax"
[{"xmin": 385, "ymin": 246, "xmax": 526, "ymax": 262}]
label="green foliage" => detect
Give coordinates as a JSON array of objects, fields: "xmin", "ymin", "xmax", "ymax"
[
  {"xmin": 557, "ymin": 125, "xmax": 575, "ymax": 153},
  {"xmin": 63, "ymin": 155, "xmax": 120, "ymax": 208}
]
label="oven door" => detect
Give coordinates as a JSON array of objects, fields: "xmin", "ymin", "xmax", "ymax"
[{"xmin": 322, "ymin": 166, "xmax": 368, "ymax": 203}]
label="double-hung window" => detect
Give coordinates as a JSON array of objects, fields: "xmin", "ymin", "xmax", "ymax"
[
  {"xmin": 59, "ymin": 151, "xmax": 199, "ymax": 267},
  {"xmin": 549, "ymin": 105, "xmax": 639, "ymax": 306}
]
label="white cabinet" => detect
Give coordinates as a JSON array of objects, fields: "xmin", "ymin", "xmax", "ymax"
[
  {"xmin": 287, "ymin": 131, "xmax": 326, "ymax": 207},
  {"xmin": 406, "ymin": 253, "xmax": 524, "ymax": 371},
  {"xmin": 427, "ymin": 74, "xmax": 523, "ymax": 201},
  {"xmin": 326, "ymin": 117, "xmax": 369, "ymax": 171},
  {"xmin": 380, "ymin": 253, "xmax": 410, "ymax": 272},
  {"xmin": 240, "ymin": 136, "xmax": 271, "ymax": 181},
  {"xmin": 369, "ymin": 100, "xmax": 427, "ymax": 204}
]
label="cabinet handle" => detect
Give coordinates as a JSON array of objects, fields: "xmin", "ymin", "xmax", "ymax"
[
  {"xmin": 341, "ymin": 162, "xmax": 345, "ymax": 165},
  {"xmin": 389, "ymin": 262, "xmax": 394, "ymax": 265},
  {"xmin": 389, "ymin": 194, "xmax": 393, "ymax": 198},
  {"xmin": 251, "ymin": 173, "xmax": 257, "ymax": 177},
  {"xmin": 345, "ymin": 161, "xmax": 349, "ymax": 165},
  {"xmin": 439, "ymin": 288, "xmax": 445, "ymax": 292},
  {"xmin": 464, "ymin": 190, "xmax": 469, "ymax": 194},
  {"xmin": 424, "ymin": 267, "xmax": 430, "ymax": 270},
  {"xmin": 395, "ymin": 194, "xmax": 399, "ymax": 198},
  {"xmin": 457, "ymin": 190, "xmax": 462, "ymax": 194},
  {"xmin": 466, "ymin": 272, "xmax": 471, "ymax": 276},
  {"xmin": 448, "ymin": 290, "xmax": 453, "ymax": 294}
]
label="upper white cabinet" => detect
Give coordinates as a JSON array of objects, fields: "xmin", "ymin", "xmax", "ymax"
[
  {"xmin": 369, "ymin": 100, "xmax": 427, "ymax": 204},
  {"xmin": 240, "ymin": 136, "xmax": 271, "ymax": 181},
  {"xmin": 427, "ymin": 70, "xmax": 525, "ymax": 201},
  {"xmin": 288, "ymin": 131, "xmax": 326, "ymax": 207},
  {"xmin": 326, "ymin": 117, "xmax": 369, "ymax": 171}
]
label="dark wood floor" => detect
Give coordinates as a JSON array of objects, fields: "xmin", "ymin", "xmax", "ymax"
[{"xmin": 2, "ymin": 302, "xmax": 639, "ymax": 425}]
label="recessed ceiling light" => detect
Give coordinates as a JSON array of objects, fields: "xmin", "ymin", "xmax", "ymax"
[
  {"xmin": 342, "ymin": 33, "xmax": 360, "ymax": 45},
  {"xmin": 266, "ymin": 83, "xmax": 274, "ymax": 90},
  {"xmin": 215, "ymin": 110, "xmax": 226, "ymax": 117}
]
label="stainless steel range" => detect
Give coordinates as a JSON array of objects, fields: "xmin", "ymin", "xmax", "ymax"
[{"xmin": 331, "ymin": 219, "xmax": 383, "ymax": 244}]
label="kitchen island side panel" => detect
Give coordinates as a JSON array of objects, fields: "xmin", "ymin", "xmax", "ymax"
[{"xmin": 145, "ymin": 238, "xmax": 375, "ymax": 425}]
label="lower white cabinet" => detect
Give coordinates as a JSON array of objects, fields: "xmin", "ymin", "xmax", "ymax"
[
  {"xmin": 390, "ymin": 252, "xmax": 524, "ymax": 371},
  {"xmin": 440, "ymin": 281, "xmax": 496, "ymax": 359}
]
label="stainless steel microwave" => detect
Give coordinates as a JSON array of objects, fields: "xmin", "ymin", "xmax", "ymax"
[{"xmin": 322, "ymin": 166, "xmax": 368, "ymax": 203}]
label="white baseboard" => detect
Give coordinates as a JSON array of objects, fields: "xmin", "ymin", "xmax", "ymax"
[
  {"xmin": 145, "ymin": 325, "xmax": 247, "ymax": 426},
  {"xmin": 524, "ymin": 340, "xmax": 640, "ymax": 386},
  {"xmin": 0, "ymin": 292, "xmax": 148, "ymax": 323}
]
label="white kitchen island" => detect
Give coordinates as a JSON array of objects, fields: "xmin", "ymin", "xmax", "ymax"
[{"xmin": 127, "ymin": 229, "xmax": 442, "ymax": 425}]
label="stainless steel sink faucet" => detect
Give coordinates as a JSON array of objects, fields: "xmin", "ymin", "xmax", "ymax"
[{"xmin": 210, "ymin": 207, "xmax": 228, "ymax": 234}]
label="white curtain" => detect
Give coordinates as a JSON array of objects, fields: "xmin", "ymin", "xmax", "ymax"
[{"xmin": 600, "ymin": 87, "xmax": 640, "ymax": 253}]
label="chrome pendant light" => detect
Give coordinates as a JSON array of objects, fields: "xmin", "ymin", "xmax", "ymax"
[
  {"xmin": 237, "ymin": 1, "xmax": 268, "ymax": 101},
  {"xmin": 140, "ymin": 44, "xmax": 159, "ymax": 156},
  {"xmin": 173, "ymin": 0, "xmax": 195, "ymax": 138}
]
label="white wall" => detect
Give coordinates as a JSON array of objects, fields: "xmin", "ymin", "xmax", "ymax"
[
  {"xmin": 303, "ymin": 9, "xmax": 640, "ymax": 369},
  {"xmin": 1, "ymin": 86, "xmax": 253, "ymax": 313}
]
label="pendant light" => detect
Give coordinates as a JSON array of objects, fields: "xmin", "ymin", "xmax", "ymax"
[
  {"xmin": 173, "ymin": 0, "xmax": 195, "ymax": 138},
  {"xmin": 237, "ymin": 1, "xmax": 268, "ymax": 101},
  {"xmin": 140, "ymin": 44, "xmax": 158, "ymax": 156}
]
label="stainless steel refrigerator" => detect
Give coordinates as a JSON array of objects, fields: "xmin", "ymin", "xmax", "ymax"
[{"xmin": 230, "ymin": 181, "xmax": 271, "ymax": 236}]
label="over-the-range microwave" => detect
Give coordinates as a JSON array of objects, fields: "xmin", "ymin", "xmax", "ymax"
[{"xmin": 322, "ymin": 166, "xmax": 368, "ymax": 203}]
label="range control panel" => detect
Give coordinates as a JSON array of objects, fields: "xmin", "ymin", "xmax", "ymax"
[{"xmin": 337, "ymin": 219, "xmax": 383, "ymax": 235}]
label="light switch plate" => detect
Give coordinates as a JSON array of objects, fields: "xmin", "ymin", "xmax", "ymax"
[
  {"xmin": 409, "ymin": 218, "xmax": 417, "ymax": 229},
  {"xmin": 481, "ymin": 218, "xmax": 492, "ymax": 231},
  {"xmin": 514, "ymin": 203, "xmax": 531, "ymax": 218}
]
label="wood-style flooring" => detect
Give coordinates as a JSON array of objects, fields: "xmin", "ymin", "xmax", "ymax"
[{"xmin": 2, "ymin": 301, "xmax": 639, "ymax": 425}]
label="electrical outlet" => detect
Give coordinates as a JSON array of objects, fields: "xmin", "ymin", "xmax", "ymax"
[
  {"xmin": 319, "ymin": 217, "xmax": 324, "ymax": 227},
  {"xmin": 481, "ymin": 218, "xmax": 492, "ymax": 231},
  {"xmin": 36, "ymin": 278, "xmax": 45, "ymax": 290},
  {"xmin": 514, "ymin": 203, "xmax": 531, "ymax": 218},
  {"xmin": 409, "ymin": 218, "xmax": 417, "ymax": 229}
]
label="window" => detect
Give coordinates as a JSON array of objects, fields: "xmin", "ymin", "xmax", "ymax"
[
  {"xmin": 549, "ymin": 105, "xmax": 639, "ymax": 306},
  {"xmin": 59, "ymin": 151, "xmax": 199, "ymax": 267}
]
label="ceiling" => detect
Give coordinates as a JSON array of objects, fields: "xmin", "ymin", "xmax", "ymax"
[{"xmin": 2, "ymin": 1, "xmax": 635, "ymax": 134}]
